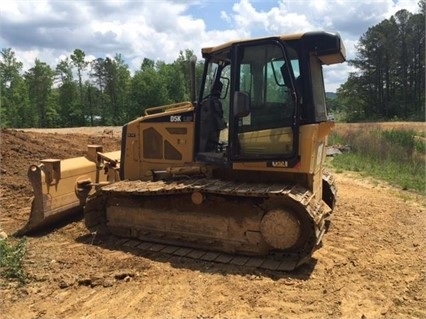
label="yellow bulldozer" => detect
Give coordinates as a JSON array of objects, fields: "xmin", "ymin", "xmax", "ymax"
[{"xmin": 22, "ymin": 31, "xmax": 345, "ymax": 271}]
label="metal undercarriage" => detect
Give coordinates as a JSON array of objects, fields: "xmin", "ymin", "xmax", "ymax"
[{"xmin": 84, "ymin": 176, "xmax": 335, "ymax": 271}]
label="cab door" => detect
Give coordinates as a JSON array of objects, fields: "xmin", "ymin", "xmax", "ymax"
[{"xmin": 229, "ymin": 39, "xmax": 301, "ymax": 167}]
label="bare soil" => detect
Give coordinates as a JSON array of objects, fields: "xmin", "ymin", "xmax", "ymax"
[{"xmin": 0, "ymin": 124, "xmax": 425, "ymax": 319}]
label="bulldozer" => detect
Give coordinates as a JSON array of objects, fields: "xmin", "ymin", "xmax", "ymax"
[{"xmin": 22, "ymin": 31, "xmax": 345, "ymax": 271}]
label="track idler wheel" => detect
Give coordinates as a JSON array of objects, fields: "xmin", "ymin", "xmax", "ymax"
[{"xmin": 260, "ymin": 209, "xmax": 301, "ymax": 250}]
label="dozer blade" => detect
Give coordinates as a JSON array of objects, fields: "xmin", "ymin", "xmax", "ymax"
[{"xmin": 16, "ymin": 145, "xmax": 120, "ymax": 235}]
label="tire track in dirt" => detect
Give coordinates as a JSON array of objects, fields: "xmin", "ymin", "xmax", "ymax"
[{"xmin": 314, "ymin": 173, "xmax": 425, "ymax": 318}]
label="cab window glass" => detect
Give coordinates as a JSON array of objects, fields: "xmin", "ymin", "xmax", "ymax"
[{"xmin": 236, "ymin": 42, "xmax": 300, "ymax": 158}]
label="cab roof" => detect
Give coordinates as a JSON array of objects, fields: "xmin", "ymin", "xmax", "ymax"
[
  {"xmin": 201, "ymin": 33, "xmax": 304, "ymax": 57},
  {"xmin": 201, "ymin": 31, "xmax": 346, "ymax": 65}
]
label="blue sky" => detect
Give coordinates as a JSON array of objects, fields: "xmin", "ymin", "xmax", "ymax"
[{"xmin": 0, "ymin": 0, "xmax": 421, "ymax": 92}]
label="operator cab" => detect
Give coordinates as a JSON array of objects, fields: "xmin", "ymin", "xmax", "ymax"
[{"xmin": 195, "ymin": 31, "xmax": 345, "ymax": 168}]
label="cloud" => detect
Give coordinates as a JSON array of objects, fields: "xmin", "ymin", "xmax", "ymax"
[
  {"xmin": 230, "ymin": 0, "xmax": 314, "ymax": 35},
  {"xmin": 0, "ymin": 0, "xmax": 421, "ymax": 91}
]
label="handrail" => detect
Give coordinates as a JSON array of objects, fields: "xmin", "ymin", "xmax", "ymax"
[{"xmin": 144, "ymin": 101, "xmax": 193, "ymax": 116}]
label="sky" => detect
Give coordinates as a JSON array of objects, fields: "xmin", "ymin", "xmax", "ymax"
[{"xmin": 0, "ymin": 0, "xmax": 421, "ymax": 92}]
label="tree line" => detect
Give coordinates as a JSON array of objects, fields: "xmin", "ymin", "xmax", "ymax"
[
  {"xmin": 335, "ymin": 4, "xmax": 425, "ymax": 122},
  {"xmin": 0, "ymin": 3, "xmax": 424, "ymax": 128},
  {"xmin": 0, "ymin": 48, "xmax": 202, "ymax": 128}
]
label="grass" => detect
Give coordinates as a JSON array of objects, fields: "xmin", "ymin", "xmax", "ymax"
[
  {"xmin": 0, "ymin": 237, "xmax": 27, "ymax": 285},
  {"xmin": 329, "ymin": 128, "xmax": 426, "ymax": 193}
]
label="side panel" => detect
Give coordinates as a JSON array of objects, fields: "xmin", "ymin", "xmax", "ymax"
[
  {"xmin": 232, "ymin": 122, "xmax": 333, "ymax": 174},
  {"xmin": 120, "ymin": 104, "xmax": 196, "ymax": 180},
  {"xmin": 138, "ymin": 121, "xmax": 195, "ymax": 176}
]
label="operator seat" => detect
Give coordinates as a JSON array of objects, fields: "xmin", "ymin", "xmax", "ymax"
[{"xmin": 199, "ymin": 82, "xmax": 226, "ymax": 152}]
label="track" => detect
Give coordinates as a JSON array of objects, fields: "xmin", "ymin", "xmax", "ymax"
[
  {"xmin": 85, "ymin": 177, "xmax": 334, "ymax": 271},
  {"xmin": 104, "ymin": 236, "xmax": 301, "ymax": 271}
]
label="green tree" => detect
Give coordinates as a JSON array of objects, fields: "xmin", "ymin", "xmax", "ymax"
[
  {"xmin": 56, "ymin": 58, "xmax": 80, "ymax": 126},
  {"xmin": 89, "ymin": 57, "xmax": 107, "ymax": 125},
  {"xmin": 337, "ymin": 6, "xmax": 425, "ymax": 121},
  {"xmin": 173, "ymin": 49, "xmax": 205, "ymax": 101},
  {"xmin": 336, "ymin": 73, "xmax": 368, "ymax": 122},
  {"xmin": 141, "ymin": 58, "xmax": 155, "ymax": 71},
  {"xmin": 0, "ymin": 48, "xmax": 30, "ymax": 128},
  {"xmin": 114, "ymin": 54, "xmax": 131, "ymax": 123},
  {"xmin": 158, "ymin": 62, "xmax": 186, "ymax": 103},
  {"xmin": 103, "ymin": 54, "xmax": 131, "ymax": 124},
  {"xmin": 129, "ymin": 59, "xmax": 168, "ymax": 119},
  {"xmin": 174, "ymin": 49, "xmax": 195, "ymax": 99},
  {"xmin": 84, "ymin": 81, "xmax": 102, "ymax": 125},
  {"xmin": 25, "ymin": 59, "xmax": 56, "ymax": 127},
  {"xmin": 405, "ymin": 6, "xmax": 425, "ymax": 117},
  {"xmin": 70, "ymin": 49, "xmax": 89, "ymax": 123}
]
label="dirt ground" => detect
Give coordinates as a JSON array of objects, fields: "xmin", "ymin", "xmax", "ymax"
[{"xmin": 0, "ymin": 124, "xmax": 425, "ymax": 319}]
